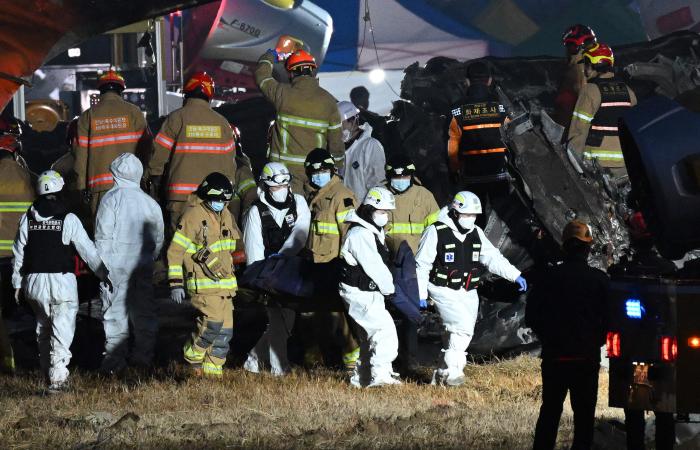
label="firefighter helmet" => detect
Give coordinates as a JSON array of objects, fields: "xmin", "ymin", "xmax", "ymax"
[
  {"xmin": 627, "ymin": 212, "xmax": 652, "ymax": 240},
  {"xmin": 97, "ymin": 70, "xmax": 126, "ymax": 91},
  {"xmin": 451, "ymin": 191, "xmax": 482, "ymax": 214},
  {"xmin": 285, "ymin": 50, "xmax": 317, "ymax": 72},
  {"xmin": 385, "ymin": 154, "xmax": 416, "ymax": 178},
  {"xmin": 197, "ymin": 172, "xmax": 233, "ymax": 201},
  {"xmin": 37, "ymin": 170, "xmax": 65, "ymax": 195},
  {"xmin": 260, "ymin": 162, "xmax": 291, "ymax": 187},
  {"xmin": 183, "ymin": 71, "xmax": 215, "ymax": 100},
  {"xmin": 0, "ymin": 134, "xmax": 20, "ymax": 153},
  {"xmin": 363, "ymin": 186, "xmax": 396, "ymax": 210},
  {"xmin": 562, "ymin": 24, "xmax": 597, "ymax": 53},
  {"xmin": 562, "ymin": 220, "xmax": 593, "ymax": 243},
  {"xmin": 583, "ymin": 43, "xmax": 614, "ymax": 69},
  {"xmin": 338, "ymin": 101, "xmax": 360, "ymax": 121},
  {"xmin": 304, "ymin": 148, "xmax": 335, "ymax": 172}
]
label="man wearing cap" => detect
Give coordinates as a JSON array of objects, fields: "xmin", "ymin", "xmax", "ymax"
[
  {"xmin": 526, "ymin": 220, "xmax": 610, "ymax": 450},
  {"xmin": 73, "ymin": 69, "xmax": 151, "ymax": 219},
  {"xmin": 338, "ymin": 100, "xmax": 385, "ymax": 201}
]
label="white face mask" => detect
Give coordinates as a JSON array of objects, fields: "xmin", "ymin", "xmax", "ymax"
[
  {"xmin": 270, "ymin": 187, "xmax": 288, "ymax": 203},
  {"xmin": 342, "ymin": 129, "xmax": 353, "ymax": 143},
  {"xmin": 458, "ymin": 216, "xmax": 476, "ymax": 230},
  {"xmin": 372, "ymin": 211, "xmax": 389, "ymax": 227}
]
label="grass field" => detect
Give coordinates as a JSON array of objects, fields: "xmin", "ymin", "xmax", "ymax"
[{"xmin": 0, "ymin": 355, "xmax": 628, "ymax": 449}]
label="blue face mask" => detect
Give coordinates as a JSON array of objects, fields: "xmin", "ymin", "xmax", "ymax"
[
  {"xmin": 208, "ymin": 200, "xmax": 225, "ymax": 212},
  {"xmin": 390, "ymin": 178, "xmax": 411, "ymax": 192},
  {"xmin": 311, "ymin": 172, "xmax": 331, "ymax": 188}
]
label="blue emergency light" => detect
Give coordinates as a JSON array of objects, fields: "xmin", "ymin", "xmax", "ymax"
[{"xmin": 625, "ymin": 299, "xmax": 644, "ymax": 319}]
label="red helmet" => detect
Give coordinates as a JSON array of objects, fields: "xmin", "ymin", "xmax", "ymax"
[
  {"xmin": 183, "ymin": 71, "xmax": 215, "ymax": 100},
  {"xmin": 0, "ymin": 134, "xmax": 19, "ymax": 153},
  {"xmin": 627, "ymin": 212, "xmax": 652, "ymax": 241},
  {"xmin": 583, "ymin": 43, "xmax": 614, "ymax": 69},
  {"xmin": 97, "ymin": 70, "xmax": 126, "ymax": 90},
  {"xmin": 285, "ymin": 50, "xmax": 317, "ymax": 72},
  {"xmin": 562, "ymin": 24, "xmax": 597, "ymax": 54}
]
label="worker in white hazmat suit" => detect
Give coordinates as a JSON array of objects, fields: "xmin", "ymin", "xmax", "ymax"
[
  {"xmin": 339, "ymin": 186, "xmax": 399, "ymax": 387},
  {"xmin": 338, "ymin": 101, "xmax": 386, "ymax": 201},
  {"xmin": 12, "ymin": 170, "xmax": 110, "ymax": 392},
  {"xmin": 242, "ymin": 162, "xmax": 310, "ymax": 376},
  {"xmin": 95, "ymin": 153, "xmax": 164, "ymax": 373},
  {"xmin": 415, "ymin": 191, "xmax": 527, "ymax": 386}
]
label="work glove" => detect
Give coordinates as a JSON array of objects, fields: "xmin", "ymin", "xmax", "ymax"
[
  {"xmin": 81, "ymin": 189, "xmax": 92, "ymax": 205},
  {"xmin": 419, "ymin": 299, "xmax": 428, "ymax": 310},
  {"xmin": 95, "ymin": 264, "xmax": 113, "ymax": 293},
  {"xmin": 149, "ymin": 175, "xmax": 162, "ymax": 201},
  {"xmin": 171, "ymin": 287, "xmax": 185, "ymax": 304},
  {"xmin": 14, "ymin": 288, "xmax": 21, "ymax": 305},
  {"xmin": 515, "ymin": 276, "xmax": 527, "ymax": 292}
]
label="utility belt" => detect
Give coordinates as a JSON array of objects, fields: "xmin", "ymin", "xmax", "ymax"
[
  {"xmin": 429, "ymin": 266, "xmax": 482, "ymax": 291},
  {"xmin": 340, "ymin": 263, "xmax": 379, "ymax": 292}
]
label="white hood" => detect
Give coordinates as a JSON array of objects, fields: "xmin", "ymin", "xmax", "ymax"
[
  {"xmin": 110, "ymin": 153, "xmax": 142, "ymax": 189},
  {"xmin": 345, "ymin": 208, "xmax": 383, "ymax": 238}
]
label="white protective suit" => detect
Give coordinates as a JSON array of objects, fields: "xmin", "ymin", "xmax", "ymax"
[
  {"xmin": 242, "ymin": 188, "xmax": 310, "ymax": 375},
  {"xmin": 415, "ymin": 207, "xmax": 521, "ymax": 381},
  {"xmin": 343, "ymin": 123, "xmax": 386, "ymax": 201},
  {"xmin": 95, "ymin": 153, "xmax": 164, "ymax": 371},
  {"xmin": 338, "ymin": 209, "xmax": 397, "ymax": 387},
  {"xmin": 12, "ymin": 205, "xmax": 105, "ymax": 386}
]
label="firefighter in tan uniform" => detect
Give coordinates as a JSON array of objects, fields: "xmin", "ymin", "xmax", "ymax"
[
  {"xmin": 149, "ymin": 72, "xmax": 237, "ymax": 232},
  {"xmin": 73, "ymin": 70, "xmax": 151, "ymax": 218},
  {"xmin": 567, "ymin": 43, "xmax": 637, "ymax": 179},
  {"xmin": 303, "ymin": 148, "xmax": 360, "ymax": 370},
  {"xmin": 167, "ymin": 172, "xmax": 239, "ymax": 377},
  {"xmin": 255, "ymin": 42, "xmax": 344, "ymax": 193},
  {"xmin": 228, "ymin": 129, "xmax": 257, "ymax": 224},
  {"xmin": 0, "ymin": 132, "xmax": 34, "ymax": 373},
  {"xmin": 383, "ymin": 154, "xmax": 439, "ymax": 374}
]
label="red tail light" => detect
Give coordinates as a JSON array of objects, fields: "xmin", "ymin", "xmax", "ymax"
[
  {"xmin": 607, "ymin": 331, "xmax": 621, "ymax": 358},
  {"xmin": 661, "ymin": 336, "xmax": 678, "ymax": 362}
]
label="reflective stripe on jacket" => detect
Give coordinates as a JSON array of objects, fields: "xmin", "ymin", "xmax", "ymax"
[
  {"xmin": 386, "ymin": 184, "xmax": 439, "ymax": 256},
  {"xmin": 0, "ymin": 159, "xmax": 34, "ymax": 258}
]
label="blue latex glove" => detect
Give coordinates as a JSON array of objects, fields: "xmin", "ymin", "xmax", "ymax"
[
  {"xmin": 266, "ymin": 48, "xmax": 279, "ymax": 60},
  {"xmin": 516, "ymin": 276, "xmax": 527, "ymax": 292},
  {"xmin": 419, "ymin": 299, "xmax": 428, "ymax": 310},
  {"xmin": 171, "ymin": 287, "xmax": 186, "ymax": 304}
]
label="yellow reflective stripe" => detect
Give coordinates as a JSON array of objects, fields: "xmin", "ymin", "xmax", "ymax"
[
  {"xmin": 172, "ymin": 232, "xmax": 197, "ymax": 253},
  {"xmin": 343, "ymin": 347, "xmax": 360, "ymax": 365},
  {"xmin": 0, "ymin": 201, "xmax": 32, "ymax": 212},
  {"xmin": 0, "ymin": 240, "xmax": 14, "ymax": 251},
  {"xmin": 202, "ymin": 362, "xmax": 223, "ymax": 376},
  {"xmin": 186, "ymin": 277, "xmax": 238, "ymax": 291},
  {"xmin": 168, "ymin": 265, "xmax": 184, "ymax": 277},
  {"xmin": 336, "ymin": 209, "xmax": 352, "ymax": 223},
  {"xmin": 387, "ymin": 222, "xmax": 425, "ymax": 235},
  {"xmin": 328, "ymin": 122, "xmax": 342, "ymax": 130},
  {"xmin": 314, "ymin": 221, "xmax": 339, "ymax": 235},
  {"xmin": 424, "ymin": 210, "xmax": 440, "ymax": 227},
  {"xmin": 184, "ymin": 342, "xmax": 206, "ymax": 361},
  {"xmin": 209, "ymin": 239, "xmax": 236, "ymax": 252},
  {"xmin": 572, "ymin": 110, "xmax": 594, "ymax": 122},
  {"xmin": 583, "ymin": 148, "xmax": 625, "ymax": 161},
  {"xmin": 278, "ymin": 113, "xmax": 329, "ymax": 130},
  {"xmin": 238, "ymin": 178, "xmax": 256, "ymax": 194},
  {"xmin": 206, "ymin": 256, "xmax": 219, "ymax": 268},
  {"xmin": 270, "ymin": 151, "xmax": 307, "ymax": 165}
]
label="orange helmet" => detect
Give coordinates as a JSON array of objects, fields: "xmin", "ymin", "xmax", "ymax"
[
  {"xmin": 583, "ymin": 43, "xmax": 614, "ymax": 69},
  {"xmin": 562, "ymin": 220, "xmax": 593, "ymax": 243},
  {"xmin": 183, "ymin": 71, "xmax": 215, "ymax": 100},
  {"xmin": 0, "ymin": 134, "xmax": 19, "ymax": 153},
  {"xmin": 285, "ymin": 50, "xmax": 317, "ymax": 72},
  {"xmin": 97, "ymin": 70, "xmax": 126, "ymax": 90}
]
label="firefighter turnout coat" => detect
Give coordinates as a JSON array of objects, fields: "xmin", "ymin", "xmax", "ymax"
[
  {"xmin": 385, "ymin": 183, "xmax": 439, "ymax": 256},
  {"xmin": 73, "ymin": 91, "xmax": 150, "ymax": 193},
  {"xmin": 305, "ymin": 176, "xmax": 356, "ymax": 263},
  {"xmin": 150, "ymin": 98, "xmax": 237, "ymax": 202},
  {"xmin": 0, "ymin": 158, "xmax": 34, "ymax": 258}
]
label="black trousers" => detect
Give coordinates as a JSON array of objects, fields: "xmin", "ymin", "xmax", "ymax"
[
  {"xmin": 533, "ymin": 359, "xmax": 600, "ymax": 450},
  {"xmin": 624, "ymin": 409, "xmax": 675, "ymax": 450}
]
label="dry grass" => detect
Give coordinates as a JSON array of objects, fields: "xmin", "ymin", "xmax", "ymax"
[{"xmin": 0, "ymin": 355, "xmax": 625, "ymax": 449}]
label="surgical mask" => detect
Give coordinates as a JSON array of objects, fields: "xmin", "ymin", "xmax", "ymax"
[
  {"xmin": 390, "ymin": 178, "xmax": 411, "ymax": 192},
  {"xmin": 342, "ymin": 129, "xmax": 353, "ymax": 143},
  {"xmin": 458, "ymin": 216, "xmax": 476, "ymax": 230},
  {"xmin": 270, "ymin": 187, "xmax": 289, "ymax": 203},
  {"xmin": 208, "ymin": 200, "xmax": 225, "ymax": 212},
  {"xmin": 311, "ymin": 172, "xmax": 331, "ymax": 188},
  {"xmin": 372, "ymin": 211, "xmax": 389, "ymax": 227}
]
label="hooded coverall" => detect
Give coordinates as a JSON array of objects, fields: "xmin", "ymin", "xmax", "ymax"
[
  {"xmin": 167, "ymin": 198, "xmax": 239, "ymax": 376},
  {"xmin": 255, "ymin": 52, "xmax": 344, "ymax": 193},
  {"xmin": 242, "ymin": 188, "xmax": 310, "ymax": 375},
  {"xmin": 12, "ymin": 201, "xmax": 105, "ymax": 386},
  {"xmin": 415, "ymin": 207, "xmax": 520, "ymax": 382},
  {"xmin": 342, "ymin": 123, "xmax": 385, "ymax": 201},
  {"xmin": 0, "ymin": 155, "xmax": 34, "ymax": 372},
  {"xmin": 73, "ymin": 90, "xmax": 151, "ymax": 217},
  {"xmin": 339, "ymin": 210, "xmax": 397, "ymax": 387},
  {"xmin": 95, "ymin": 153, "xmax": 164, "ymax": 371}
]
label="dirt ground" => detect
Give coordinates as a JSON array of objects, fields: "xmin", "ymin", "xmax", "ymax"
[{"xmin": 0, "ymin": 355, "xmax": 630, "ymax": 450}]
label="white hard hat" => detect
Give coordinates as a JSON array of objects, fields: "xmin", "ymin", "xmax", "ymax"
[
  {"xmin": 451, "ymin": 191, "xmax": 482, "ymax": 214},
  {"xmin": 260, "ymin": 162, "xmax": 291, "ymax": 187},
  {"xmin": 363, "ymin": 186, "xmax": 396, "ymax": 210},
  {"xmin": 338, "ymin": 101, "xmax": 360, "ymax": 121},
  {"xmin": 37, "ymin": 170, "xmax": 65, "ymax": 195}
]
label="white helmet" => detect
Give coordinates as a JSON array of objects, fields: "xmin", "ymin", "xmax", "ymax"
[
  {"xmin": 37, "ymin": 170, "xmax": 65, "ymax": 195},
  {"xmin": 338, "ymin": 101, "xmax": 360, "ymax": 121},
  {"xmin": 260, "ymin": 162, "xmax": 291, "ymax": 187},
  {"xmin": 363, "ymin": 186, "xmax": 396, "ymax": 210},
  {"xmin": 451, "ymin": 191, "xmax": 482, "ymax": 214}
]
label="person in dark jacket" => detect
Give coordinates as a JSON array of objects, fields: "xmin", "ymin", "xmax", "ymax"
[
  {"xmin": 526, "ymin": 220, "xmax": 610, "ymax": 450},
  {"xmin": 609, "ymin": 212, "xmax": 676, "ymax": 450}
]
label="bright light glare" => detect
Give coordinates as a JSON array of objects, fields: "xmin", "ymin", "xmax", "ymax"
[
  {"xmin": 68, "ymin": 48, "xmax": 81, "ymax": 58},
  {"xmin": 368, "ymin": 68, "xmax": 385, "ymax": 84}
]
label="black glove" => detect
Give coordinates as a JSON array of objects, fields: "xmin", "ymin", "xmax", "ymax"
[
  {"xmin": 149, "ymin": 175, "xmax": 162, "ymax": 200},
  {"xmin": 81, "ymin": 189, "xmax": 92, "ymax": 205}
]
